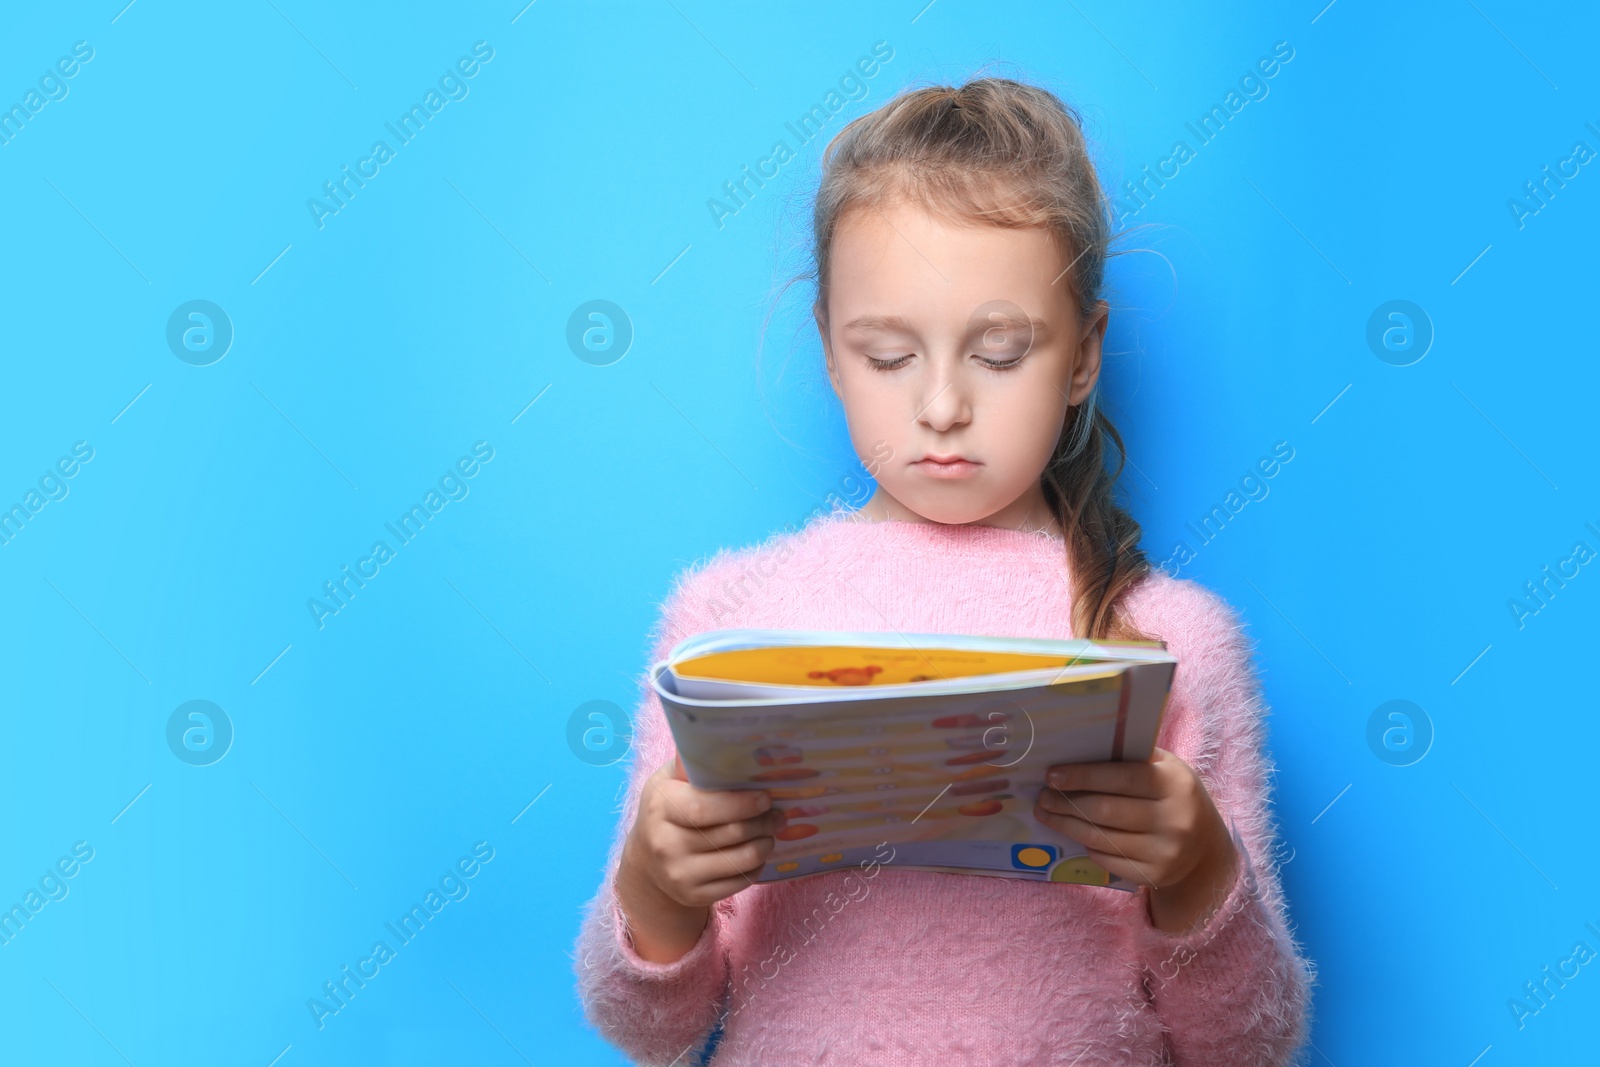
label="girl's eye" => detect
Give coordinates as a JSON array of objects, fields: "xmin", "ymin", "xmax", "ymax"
[{"xmin": 862, "ymin": 352, "xmax": 1025, "ymax": 371}]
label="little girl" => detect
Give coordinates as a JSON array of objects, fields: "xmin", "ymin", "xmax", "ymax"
[{"xmin": 574, "ymin": 77, "xmax": 1314, "ymax": 1066}]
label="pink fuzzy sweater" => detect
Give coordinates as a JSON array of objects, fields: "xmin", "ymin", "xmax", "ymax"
[{"xmin": 573, "ymin": 513, "xmax": 1314, "ymax": 1066}]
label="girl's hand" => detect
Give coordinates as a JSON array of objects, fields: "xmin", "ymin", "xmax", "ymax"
[
  {"xmin": 1033, "ymin": 747, "xmax": 1239, "ymax": 934},
  {"xmin": 614, "ymin": 754, "xmax": 778, "ymax": 963}
]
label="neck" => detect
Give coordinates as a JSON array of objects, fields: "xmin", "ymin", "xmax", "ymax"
[{"xmin": 854, "ymin": 485, "xmax": 1064, "ymax": 539}]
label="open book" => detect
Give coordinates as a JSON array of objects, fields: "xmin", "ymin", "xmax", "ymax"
[{"xmin": 653, "ymin": 628, "xmax": 1177, "ymax": 891}]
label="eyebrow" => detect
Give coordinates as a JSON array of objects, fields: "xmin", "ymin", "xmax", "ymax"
[
  {"xmin": 840, "ymin": 314, "xmax": 917, "ymax": 333},
  {"xmin": 840, "ymin": 314, "xmax": 1052, "ymax": 334},
  {"xmin": 980, "ymin": 315, "xmax": 1051, "ymax": 335}
]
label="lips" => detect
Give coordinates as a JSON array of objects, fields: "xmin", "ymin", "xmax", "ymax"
[{"xmin": 913, "ymin": 454, "xmax": 981, "ymax": 479}]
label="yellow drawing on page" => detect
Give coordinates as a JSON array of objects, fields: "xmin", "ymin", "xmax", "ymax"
[{"xmin": 675, "ymin": 644, "xmax": 1101, "ymax": 688}]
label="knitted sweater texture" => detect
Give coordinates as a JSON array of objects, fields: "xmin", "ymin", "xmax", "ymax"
[{"xmin": 572, "ymin": 513, "xmax": 1315, "ymax": 1066}]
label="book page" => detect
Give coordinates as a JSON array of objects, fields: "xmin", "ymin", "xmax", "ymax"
[
  {"xmin": 660, "ymin": 663, "xmax": 1174, "ymax": 889},
  {"xmin": 674, "ymin": 644, "xmax": 1103, "ymax": 688}
]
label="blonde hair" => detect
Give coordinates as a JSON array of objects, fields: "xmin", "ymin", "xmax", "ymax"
[{"xmin": 811, "ymin": 76, "xmax": 1152, "ymax": 641}]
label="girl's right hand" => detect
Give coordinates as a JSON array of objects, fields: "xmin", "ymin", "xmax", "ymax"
[{"xmin": 614, "ymin": 754, "xmax": 778, "ymax": 962}]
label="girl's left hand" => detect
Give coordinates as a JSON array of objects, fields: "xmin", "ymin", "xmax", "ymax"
[{"xmin": 1034, "ymin": 747, "xmax": 1239, "ymax": 934}]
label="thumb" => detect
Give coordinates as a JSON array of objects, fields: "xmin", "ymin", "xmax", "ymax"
[{"xmin": 670, "ymin": 751, "xmax": 687, "ymax": 781}]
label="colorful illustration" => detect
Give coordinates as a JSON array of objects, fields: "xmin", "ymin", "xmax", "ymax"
[
  {"xmin": 754, "ymin": 744, "xmax": 804, "ymax": 766},
  {"xmin": 1012, "ymin": 844, "xmax": 1057, "ymax": 870},
  {"xmin": 786, "ymin": 803, "xmax": 831, "ymax": 817},
  {"xmin": 768, "ymin": 784, "xmax": 834, "ymax": 800},
  {"xmin": 750, "ymin": 767, "xmax": 821, "ymax": 782},
  {"xmin": 807, "ymin": 665, "xmax": 883, "ymax": 685},
  {"xmin": 675, "ymin": 643, "xmax": 1104, "ymax": 689},
  {"xmin": 656, "ymin": 627, "xmax": 1175, "ymax": 890},
  {"xmin": 950, "ymin": 777, "xmax": 1009, "ymax": 796},
  {"xmin": 1049, "ymin": 856, "xmax": 1112, "ymax": 885}
]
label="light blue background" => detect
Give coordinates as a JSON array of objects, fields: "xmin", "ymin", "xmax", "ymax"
[{"xmin": 1, "ymin": 2, "xmax": 1595, "ymax": 1064}]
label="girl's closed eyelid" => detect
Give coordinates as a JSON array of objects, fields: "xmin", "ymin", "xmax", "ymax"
[{"xmin": 862, "ymin": 351, "xmax": 1030, "ymax": 371}]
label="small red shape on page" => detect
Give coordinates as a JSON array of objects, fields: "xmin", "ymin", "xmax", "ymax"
[
  {"xmin": 754, "ymin": 745, "xmax": 804, "ymax": 766},
  {"xmin": 807, "ymin": 665, "xmax": 883, "ymax": 686}
]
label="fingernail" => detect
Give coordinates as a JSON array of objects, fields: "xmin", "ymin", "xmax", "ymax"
[{"xmin": 757, "ymin": 793, "xmax": 771, "ymax": 812}]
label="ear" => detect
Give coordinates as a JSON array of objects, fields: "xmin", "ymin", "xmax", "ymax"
[
  {"xmin": 815, "ymin": 302, "xmax": 843, "ymax": 399},
  {"xmin": 1067, "ymin": 299, "xmax": 1109, "ymax": 406}
]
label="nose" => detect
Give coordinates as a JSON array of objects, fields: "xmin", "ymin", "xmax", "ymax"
[{"xmin": 914, "ymin": 356, "xmax": 973, "ymax": 433}]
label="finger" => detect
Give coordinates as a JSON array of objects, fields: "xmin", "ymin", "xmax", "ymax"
[
  {"xmin": 1032, "ymin": 803, "xmax": 1152, "ymax": 860},
  {"xmin": 671, "ymin": 752, "xmax": 687, "ymax": 781},
  {"xmin": 1045, "ymin": 760, "xmax": 1162, "ymax": 798},
  {"xmin": 1036, "ymin": 789, "xmax": 1156, "ymax": 832},
  {"xmin": 1082, "ymin": 848, "xmax": 1152, "ymax": 889},
  {"xmin": 657, "ymin": 780, "xmax": 772, "ymax": 830},
  {"xmin": 686, "ymin": 810, "xmax": 784, "ymax": 851},
  {"xmin": 687, "ymin": 869, "xmax": 771, "ymax": 906},
  {"xmin": 1150, "ymin": 747, "xmax": 1210, "ymax": 795},
  {"xmin": 677, "ymin": 835, "xmax": 774, "ymax": 885}
]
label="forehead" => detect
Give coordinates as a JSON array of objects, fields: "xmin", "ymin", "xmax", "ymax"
[{"xmin": 827, "ymin": 200, "xmax": 1074, "ymax": 324}]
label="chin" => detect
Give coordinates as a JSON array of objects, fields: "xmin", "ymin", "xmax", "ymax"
[{"xmin": 895, "ymin": 491, "xmax": 1004, "ymax": 526}]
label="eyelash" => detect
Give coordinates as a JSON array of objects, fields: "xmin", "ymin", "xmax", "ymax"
[{"xmin": 865, "ymin": 354, "xmax": 1024, "ymax": 372}]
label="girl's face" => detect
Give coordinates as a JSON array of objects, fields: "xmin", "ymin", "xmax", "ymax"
[{"xmin": 818, "ymin": 200, "xmax": 1108, "ymax": 531}]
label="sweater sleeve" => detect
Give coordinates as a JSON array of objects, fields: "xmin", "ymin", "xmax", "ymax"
[
  {"xmin": 571, "ymin": 561, "xmax": 735, "ymax": 1066},
  {"xmin": 1126, "ymin": 579, "xmax": 1316, "ymax": 1067}
]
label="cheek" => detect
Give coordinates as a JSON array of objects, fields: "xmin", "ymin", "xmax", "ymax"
[
  {"xmin": 993, "ymin": 376, "xmax": 1069, "ymax": 463},
  {"xmin": 836, "ymin": 372, "xmax": 904, "ymax": 443}
]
